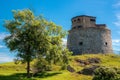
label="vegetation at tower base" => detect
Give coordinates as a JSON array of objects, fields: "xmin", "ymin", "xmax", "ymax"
[{"xmin": 3, "ymin": 9, "xmax": 72, "ymax": 78}]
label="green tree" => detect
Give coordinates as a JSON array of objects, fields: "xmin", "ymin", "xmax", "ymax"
[
  {"xmin": 4, "ymin": 9, "xmax": 71, "ymax": 78},
  {"xmin": 32, "ymin": 12, "xmax": 72, "ymax": 74}
]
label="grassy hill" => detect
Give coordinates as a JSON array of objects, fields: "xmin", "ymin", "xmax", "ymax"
[{"xmin": 0, "ymin": 54, "xmax": 120, "ymax": 80}]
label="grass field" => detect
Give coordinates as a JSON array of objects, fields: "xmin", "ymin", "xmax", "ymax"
[{"xmin": 0, "ymin": 54, "xmax": 120, "ymax": 80}]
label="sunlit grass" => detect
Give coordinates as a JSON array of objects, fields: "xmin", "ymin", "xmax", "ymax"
[{"xmin": 0, "ymin": 53, "xmax": 120, "ymax": 80}]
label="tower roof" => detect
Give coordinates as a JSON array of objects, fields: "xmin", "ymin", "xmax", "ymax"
[{"xmin": 71, "ymin": 15, "xmax": 96, "ymax": 20}]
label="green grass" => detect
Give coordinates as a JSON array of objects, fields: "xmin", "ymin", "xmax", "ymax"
[{"xmin": 0, "ymin": 54, "xmax": 120, "ymax": 80}]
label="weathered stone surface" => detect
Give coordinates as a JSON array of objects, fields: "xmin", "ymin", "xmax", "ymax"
[
  {"xmin": 67, "ymin": 15, "xmax": 113, "ymax": 55},
  {"xmin": 67, "ymin": 65, "xmax": 75, "ymax": 72},
  {"xmin": 75, "ymin": 59, "xmax": 90, "ymax": 66},
  {"xmin": 77, "ymin": 65, "xmax": 100, "ymax": 75},
  {"xmin": 87, "ymin": 58, "xmax": 101, "ymax": 63},
  {"xmin": 75, "ymin": 58, "xmax": 101, "ymax": 66}
]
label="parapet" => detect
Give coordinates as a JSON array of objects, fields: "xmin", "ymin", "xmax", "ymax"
[
  {"xmin": 71, "ymin": 15, "xmax": 108, "ymax": 30},
  {"xmin": 71, "ymin": 15, "xmax": 96, "ymax": 20},
  {"xmin": 71, "ymin": 15, "xmax": 96, "ymax": 28}
]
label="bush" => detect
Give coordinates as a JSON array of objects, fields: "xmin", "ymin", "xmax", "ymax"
[
  {"xmin": 32, "ymin": 58, "xmax": 52, "ymax": 76},
  {"xmin": 93, "ymin": 67, "xmax": 120, "ymax": 80}
]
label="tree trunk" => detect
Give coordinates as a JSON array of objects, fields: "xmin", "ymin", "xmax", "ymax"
[{"xmin": 27, "ymin": 61, "xmax": 31, "ymax": 78}]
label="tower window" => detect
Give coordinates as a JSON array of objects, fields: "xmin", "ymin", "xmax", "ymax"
[
  {"xmin": 72, "ymin": 27, "xmax": 76, "ymax": 29},
  {"xmin": 78, "ymin": 26, "xmax": 82, "ymax": 28},
  {"xmin": 105, "ymin": 42, "xmax": 107, "ymax": 46},
  {"xmin": 78, "ymin": 18, "xmax": 80, "ymax": 21},
  {"xmin": 74, "ymin": 20, "xmax": 76, "ymax": 22},
  {"xmin": 79, "ymin": 42, "xmax": 83, "ymax": 45},
  {"xmin": 90, "ymin": 19, "xmax": 96, "ymax": 22}
]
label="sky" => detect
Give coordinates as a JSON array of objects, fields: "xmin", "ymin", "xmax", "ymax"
[{"xmin": 0, "ymin": 0, "xmax": 120, "ymax": 63}]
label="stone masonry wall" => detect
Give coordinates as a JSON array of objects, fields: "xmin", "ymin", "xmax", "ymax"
[{"xmin": 67, "ymin": 27, "xmax": 113, "ymax": 55}]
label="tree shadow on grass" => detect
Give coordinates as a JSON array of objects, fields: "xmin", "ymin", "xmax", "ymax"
[
  {"xmin": 0, "ymin": 73, "xmax": 29, "ymax": 80},
  {"xmin": 0, "ymin": 72, "xmax": 62, "ymax": 80},
  {"xmin": 34, "ymin": 72, "xmax": 62, "ymax": 78}
]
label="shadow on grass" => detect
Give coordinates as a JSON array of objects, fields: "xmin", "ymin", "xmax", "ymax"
[
  {"xmin": 34, "ymin": 72, "xmax": 62, "ymax": 78},
  {"xmin": 0, "ymin": 72, "xmax": 62, "ymax": 80}
]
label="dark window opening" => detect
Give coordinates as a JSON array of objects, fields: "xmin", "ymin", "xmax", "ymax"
[
  {"xmin": 74, "ymin": 20, "xmax": 76, "ymax": 22},
  {"xmin": 78, "ymin": 18, "xmax": 80, "ymax": 21},
  {"xmin": 90, "ymin": 19, "xmax": 96, "ymax": 22},
  {"xmin": 78, "ymin": 26, "xmax": 82, "ymax": 28},
  {"xmin": 105, "ymin": 42, "xmax": 107, "ymax": 46},
  {"xmin": 79, "ymin": 42, "xmax": 83, "ymax": 45},
  {"xmin": 72, "ymin": 27, "xmax": 76, "ymax": 29}
]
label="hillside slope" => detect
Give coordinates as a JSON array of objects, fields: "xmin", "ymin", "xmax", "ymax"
[{"xmin": 0, "ymin": 54, "xmax": 120, "ymax": 80}]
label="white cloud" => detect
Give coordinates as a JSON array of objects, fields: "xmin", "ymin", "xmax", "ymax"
[
  {"xmin": 113, "ymin": 1, "xmax": 120, "ymax": 27},
  {"xmin": 0, "ymin": 53, "xmax": 14, "ymax": 63},
  {"xmin": 112, "ymin": 39, "xmax": 120, "ymax": 53},
  {"xmin": 0, "ymin": 33, "xmax": 9, "ymax": 40},
  {"xmin": 112, "ymin": 39, "xmax": 120, "ymax": 46},
  {"xmin": 62, "ymin": 38, "xmax": 67, "ymax": 47},
  {"xmin": 0, "ymin": 45, "xmax": 5, "ymax": 48},
  {"xmin": 0, "ymin": 57, "xmax": 13, "ymax": 63},
  {"xmin": 113, "ymin": 13, "xmax": 120, "ymax": 27},
  {"xmin": 62, "ymin": 38, "xmax": 67, "ymax": 43},
  {"xmin": 113, "ymin": 1, "xmax": 120, "ymax": 8},
  {"xmin": 112, "ymin": 39, "xmax": 120, "ymax": 43}
]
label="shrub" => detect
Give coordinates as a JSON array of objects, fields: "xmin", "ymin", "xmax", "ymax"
[
  {"xmin": 32, "ymin": 58, "xmax": 52, "ymax": 76},
  {"xmin": 93, "ymin": 67, "xmax": 120, "ymax": 80}
]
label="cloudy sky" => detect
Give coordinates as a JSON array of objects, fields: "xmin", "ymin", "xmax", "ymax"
[{"xmin": 0, "ymin": 0, "xmax": 120, "ymax": 63}]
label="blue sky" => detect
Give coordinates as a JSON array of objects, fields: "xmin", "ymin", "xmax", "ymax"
[{"xmin": 0, "ymin": 0, "xmax": 120, "ymax": 63}]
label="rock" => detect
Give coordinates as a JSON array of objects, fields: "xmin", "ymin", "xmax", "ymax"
[
  {"xmin": 75, "ymin": 59, "xmax": 90, "ymax": 66},
  {"xmin": 87, "ymin": 58, "xmax": 101, "ymax": 63},
  {"xmin": 75, "ymin": 59, "xmax": 85, "ymax": 63},
  {"xmin": 75, "ymin": 58, "xmax": 101, "ymax": 67},
  {"xmin": 77, "ymin": 65, "xmax": 100, "ymax": 75},
  {"xmin": 76, "ymin": 59, "xmax": 88, "ymax": 64},
  {"xmin": 84, "ymin": 61, "xmax": 90, "ymax": 65},
  {"xmin": 67, "ymin": 65, "xmax": 75, "ymax": 72},
  {"xmin": 80, "ymin": 63, "xmax": 85, "ymax": 67}
]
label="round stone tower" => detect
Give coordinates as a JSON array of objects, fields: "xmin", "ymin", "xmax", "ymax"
[{"xmin": 67, "ymin": 15, "xmax": 113, "ymax": 55}]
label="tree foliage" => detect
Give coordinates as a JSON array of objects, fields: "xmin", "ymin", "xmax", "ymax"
[{"xmin": 4, "ymin": 9, "xmax": 72, "ymax": 77}]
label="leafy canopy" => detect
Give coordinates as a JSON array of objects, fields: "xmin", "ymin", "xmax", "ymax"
[{"xmin": 4, "ymin": 9, "xmax": 72, "ymax": 76}]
